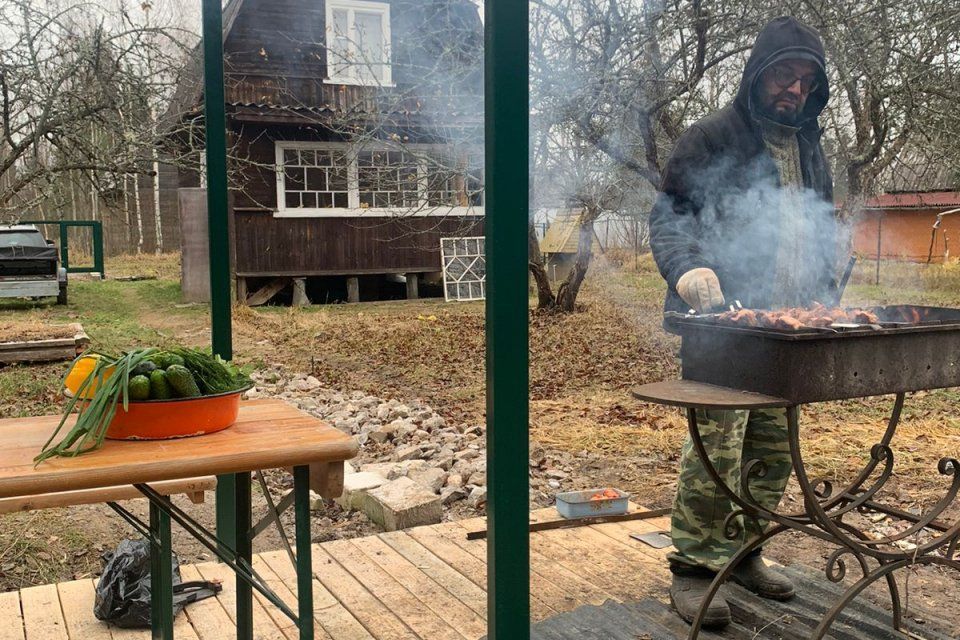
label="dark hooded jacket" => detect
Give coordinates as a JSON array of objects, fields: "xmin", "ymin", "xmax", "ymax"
[{"xmin": 649, "ymin": 16, "xmax": 837, "ymax": 314}]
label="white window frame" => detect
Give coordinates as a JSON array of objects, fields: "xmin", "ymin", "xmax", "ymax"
[
  {"xmin": 441, "ymin": 237, "xmax": 486, "ymax": 302},
  {"xmin": 274, "ymin": 141, "xmax": 484, "ymax": 218},
  {"xmin": 325, "ymin": 0, "xmax": 393, "ymax": 87}
]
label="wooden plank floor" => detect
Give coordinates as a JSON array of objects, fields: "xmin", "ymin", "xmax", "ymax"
[{"xmin": 4, "ymin": 504, "xmax": 676, "ymax": 639}]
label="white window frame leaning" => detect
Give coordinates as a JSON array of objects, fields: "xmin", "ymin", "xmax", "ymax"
[
  {"xmin": 441, "ymin": 236, "xmax": 486, "ymax": 302},
  {"xmin": 325, "ymin": 0, "xmax": 393, "ymax": 87},
  {"xmin": 274, "ymin": 141, "xmax": 484, "ymax": 218}
]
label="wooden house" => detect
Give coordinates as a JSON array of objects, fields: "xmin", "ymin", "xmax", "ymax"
[
  {"xmin": 852, "ymin": 191, "xmax": 960, "ymax": 263},
  {"xmin": 169, "ymin": 0, "xmax": 484, "ymax": 304}
]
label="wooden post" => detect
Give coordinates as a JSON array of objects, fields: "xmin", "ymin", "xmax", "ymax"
[
  {"xmin": 406, "ymin": 273, "xmax": 419, "ymax": 300},
  {"xmin": 292, "ymin": 278, "xmax": 309, "ymax": 306},
  {"xmin": 347, "ymin": 276, "xmax": 360, "ymax": 303},
  {"xmin": 236, "ymin": 277, "xmax": 247, "ymax": 304}
]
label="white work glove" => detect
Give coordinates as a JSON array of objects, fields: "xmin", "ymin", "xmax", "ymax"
[{"xmin": 676, "ymin": 268, "xmax": 725, "ymax": 313}]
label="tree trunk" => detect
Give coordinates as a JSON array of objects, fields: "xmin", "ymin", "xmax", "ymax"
[
  {"xmin": 122, "ymin": 174, "xmax": 132, "ymax": 249},
  {"xmin": 133, "ymin": 174, "xmax": 144, "ymax": 254},
  {"xmin": 528, "ymin": 222, "xmax": 555, "ymax": 309},
  {"xmin": 151, "ymin": 106, "xmax": 163, "ymax": 254},
  {"xmin": 555, "ymin": 209, "xmax": 596, "ymax": 313}
]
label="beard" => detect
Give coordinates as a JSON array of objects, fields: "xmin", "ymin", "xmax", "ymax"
[
  {"xmin": 753, "ymin": 86, "xmax": 806, "ymax": 127},
  {"xmin": 755, "ymin": 88, "xmax": 804, "ymax": 125}
]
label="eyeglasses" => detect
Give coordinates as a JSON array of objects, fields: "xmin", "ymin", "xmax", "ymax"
[{"xmin": 767, "ymin": 66, "xmax": 820, "ymax": 93}]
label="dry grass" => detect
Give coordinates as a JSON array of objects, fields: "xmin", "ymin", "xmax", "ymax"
[
  {"xmin": 0, "ymin": 321, "xmax": 77, "ymax": 342},
  {"xmin": 105, "ymin": 252, "xmax": 182, "ymax": 280}
]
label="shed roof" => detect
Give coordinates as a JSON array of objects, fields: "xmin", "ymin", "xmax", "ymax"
[
  {"xmin": 862, "ymin": 190, "xmax": 960, "ymax": 211},
  {"xmin": 540, "ymin": 209, "xmax": 583, "ymax": 254}
]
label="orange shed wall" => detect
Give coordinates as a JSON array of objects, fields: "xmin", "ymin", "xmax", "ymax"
[{"xmin": 852, "ymin": 208, "xmax": 960, "ymax": 262}]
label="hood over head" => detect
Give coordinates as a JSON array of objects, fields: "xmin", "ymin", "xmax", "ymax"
[{"xmin": 735, "ymin": 16, "xmax": 829, "ymax": 128}]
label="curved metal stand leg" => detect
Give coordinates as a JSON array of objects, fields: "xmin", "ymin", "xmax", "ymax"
[
  {"xmin": 833, "ymin": 520, "xmax": 903, "ymax": 632},
  {"xmin": 686, "ymin": 525, "xmax": 788, "ymax": 640},
  {"xmin": 814, "ymin": 549, "xmax": 960, "ymax": 639}
]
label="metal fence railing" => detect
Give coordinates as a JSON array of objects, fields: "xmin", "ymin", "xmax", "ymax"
[{"xmin": 19, "ymin": 219, "xmax": 105, "ymax": 277}]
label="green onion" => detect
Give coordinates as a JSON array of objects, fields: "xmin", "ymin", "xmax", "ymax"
[{"xmin": 35, "ymin": 348, "xmax": 157, "ymax": 464}]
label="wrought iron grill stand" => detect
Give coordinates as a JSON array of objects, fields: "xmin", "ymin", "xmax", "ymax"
[{"xmin": 633, "ymin": 381, "xmax": 960, "ymax": 640}]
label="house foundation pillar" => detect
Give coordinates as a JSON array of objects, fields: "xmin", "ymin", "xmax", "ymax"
[
  {"xmin": 406, "ymin": 273, "xmax": 419, "ymax": 300},
  {"xmin": 292, "ymin": 278, "xmax": 309, "ymax": 306},
  {"xmin": 347, "ymin": 276, "xmax": 360, "ymax": 303}
]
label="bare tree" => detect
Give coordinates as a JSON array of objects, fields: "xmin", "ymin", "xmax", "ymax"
[
  {"xmin": 527, "ymin": 0, "xmax": 960, "ymax": 312},
  {"xmin": 0, "ymin": 0, "xmax": 196, "ymax": 248}
]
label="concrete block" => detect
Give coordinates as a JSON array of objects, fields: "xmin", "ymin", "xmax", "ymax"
[
  {"xmin": 335, "ymin": 472, "xmax": 388, "ymax": 511},
  {"xmin": 361, "ymin": 477, "xmax": 442, "ymax": 531}
]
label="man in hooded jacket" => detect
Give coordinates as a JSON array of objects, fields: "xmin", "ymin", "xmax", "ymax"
[{"xmin": 649, "ymin": 17, "xmax": 839, "ymax": 628}]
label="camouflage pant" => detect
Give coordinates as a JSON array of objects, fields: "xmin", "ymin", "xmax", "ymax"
[{"xmin": 669, "ymin": 408, "xmax": 793, "ymax": 572}]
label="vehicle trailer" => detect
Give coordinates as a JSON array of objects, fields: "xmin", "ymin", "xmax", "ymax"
[{"xmin": 0, "ymin": 225, "xmax": 67, "ymax": 305}]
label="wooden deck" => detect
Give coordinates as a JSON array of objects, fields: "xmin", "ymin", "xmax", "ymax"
[{"xmin": 2, "ymin": 504, "xmax": 677, "ymax": 640}]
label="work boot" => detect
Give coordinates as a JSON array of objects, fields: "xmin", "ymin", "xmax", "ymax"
[
  {"xmin": 669, "ymin": 573, "xmax": 731, "ymax": 629},
  {"xmin": 730, "ymin": 554, "xmax": 795, "ymax": 601}
]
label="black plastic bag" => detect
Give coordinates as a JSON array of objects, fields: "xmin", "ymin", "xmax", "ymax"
[{"xmin": 94, "ymin": 538, "xmax": 222, "ymax": 628}]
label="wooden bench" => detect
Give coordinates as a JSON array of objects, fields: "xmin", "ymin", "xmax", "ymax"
[{"xmin": 0, "ymin": 476, "xmax": 217, "ymax": 514}]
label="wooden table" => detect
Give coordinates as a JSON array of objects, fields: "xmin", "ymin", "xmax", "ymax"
[{"xmin": 0, "ymin": 398, "xmax": 359, "ymax": 640}]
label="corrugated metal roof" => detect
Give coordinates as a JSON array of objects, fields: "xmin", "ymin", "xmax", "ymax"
[{"xmin": 863, "ymin": 190, "xmax": 960, "ymax": 210}]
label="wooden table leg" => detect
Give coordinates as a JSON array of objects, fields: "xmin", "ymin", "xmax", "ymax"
[
  {"xmin": 294, "ymin": 465, "xmax": 314, "ymax": 640},
  {"xmin": 149, "ymin": 502, "xmax": 174, "ymax": 640},
  {"xmin": 235, "ymin": 472, "xmax": 253, "ymax": 640}
]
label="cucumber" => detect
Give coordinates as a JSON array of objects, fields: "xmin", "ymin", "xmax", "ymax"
[
  {"xmin": 149, "ymin": 369, "xmax": 173, "ymax": 400},
  {"xmin": 153, "ymin": 353, "xmax": 185, "ymax": 369},
  {"xmin": 165, "ymin": 364, "xmax": 201, "ymax": 398},
  {"xmin": 128, "ymin": 375, "xmax": 151, "ymax": 401},
  {"xmin": 131, "ymin": 361, "xmax": 157, "ymax": 377}
]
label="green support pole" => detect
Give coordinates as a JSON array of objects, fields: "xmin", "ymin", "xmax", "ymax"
[
  {"xmin": 234, "ymin": 472, "xmax": 253, "ymax": 640},
  {"xmin": 201, "ymin": 0, "xmax": 238, "ymax": 553},
  {"xmin": 149, "ymin": 502, "xmax": 174, "ymax": 640},
  {"xmin": 484, "ymin": 1, "xmax": 530, "ymax": 639},
  {"xmin": 92, "ymin": 221, "xmax": 105, "ymax": 278},
  {"xmin": 294, "ymin": 465, "xmax": 315, "ymax": 640}
]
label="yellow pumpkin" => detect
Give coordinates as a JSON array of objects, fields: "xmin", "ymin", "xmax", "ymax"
[{"xmin": 64, "ymin": 355, "xmax": 115, "ymax": 399}]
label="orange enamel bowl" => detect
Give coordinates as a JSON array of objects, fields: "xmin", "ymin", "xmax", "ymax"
[{"xmin": 103, "ymin": 387, "xmax": 250, "ymax": 440}]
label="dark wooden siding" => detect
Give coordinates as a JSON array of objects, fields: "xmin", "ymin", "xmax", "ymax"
[
  {"xmin": 220, "ymin": 0, "xmax": 481, "ymax": 111},
  {"xmin": 234, "ymin": 213, "xmax": 483, "ymax": 275},
  {"xmin": 231, "ymin": 124, "xmax": 283, "ymax": 210}
]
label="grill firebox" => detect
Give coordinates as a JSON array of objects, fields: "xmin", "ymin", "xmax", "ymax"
[{"xmin": 667, "ymin": 305, "xmax": 960, "ymax": 403}]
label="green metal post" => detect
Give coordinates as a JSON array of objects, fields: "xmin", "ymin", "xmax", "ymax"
[
  {"xmin": 294, "ymin": 465, "xmax": 314, "ymax": 640},
  {"xmin": 201, "ymin": 0, "xmax": 232, "ymax": 362},
  {"xmin": 201, "ymin": 0, "xmax": 238, "ymax": 553},
  {"xmin": 234, "ymin": 472, "xmax": 253, "ymax": 640},
  {"xmin": 59, "ymin": 224, "xmax": 69, "ymax": 272},
  {"xmin": 149, "ymin": 502, "xmax": 174, "ymax": 640},
  {"xmin": 92, "ymin": 221, "xmax": 105, "ymax": 278},
  {"xmin": 484, "ymin": 1, "xmax": 530, "ymax": 639}
]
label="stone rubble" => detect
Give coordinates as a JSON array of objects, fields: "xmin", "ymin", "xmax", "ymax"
[{"xmin": 245, "ymin": 368, "xmax": 598, "ymax": 529}]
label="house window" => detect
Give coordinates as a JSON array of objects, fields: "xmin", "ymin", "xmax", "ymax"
[
  {"xmin": 275, "ymin": 142, "xmax": 483, "ymax": 216},
  {"xmin": 280, "ymin": 147, "xmax": 350, "ymax": 209},
  {"xmin": 326, "ymin": 0, "xmax": 392, "ymax": 86},
  {"xmin": 357, "ymin": 149, "xmax": 421, "ymax": 208}
]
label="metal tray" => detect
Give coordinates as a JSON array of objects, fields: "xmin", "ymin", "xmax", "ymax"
[{"xmin": 555, "ymin": 488, "xmax": 629, "ymax": 519}]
